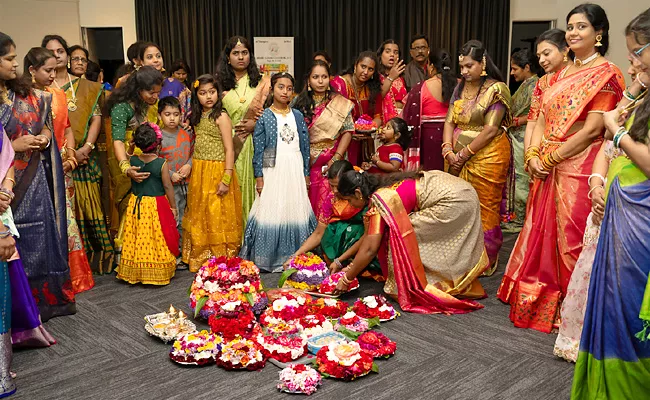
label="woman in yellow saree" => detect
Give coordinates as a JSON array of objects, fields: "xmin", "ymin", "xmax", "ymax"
[
  {"xmin": 217, "ymin": 36, "xmax": 271, "ymax": 229},
  {"xmin": 442, "ymin": 40, "xmax": 511, "ymax": 275}
]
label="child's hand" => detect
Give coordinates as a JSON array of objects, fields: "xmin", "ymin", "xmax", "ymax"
[
  {"xmin": 361, "ymin": 162, "xmax": 372, "ymax": 170},
  {"xmin": 171, "ymin": 172, "xmax": 182, "ymax": 183},
  {"xmin": 178, "ymin": 164, "xmax": 192, "ymax": 178},
  {"xmin": 217, "ymin": 182, "xmax": 230, "ymax": 196},
  {"xmin": 370, "ymin": 153, "xmax": 379, "ymax": 163}
]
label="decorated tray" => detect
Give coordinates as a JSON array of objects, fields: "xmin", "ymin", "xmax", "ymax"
[{"xmin": 144, "ymin": 310, "xmax": 196, "ymax": 343}]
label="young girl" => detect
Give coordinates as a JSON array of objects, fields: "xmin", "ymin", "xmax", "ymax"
[
  {"xmin": 363, "ymin": 117, "xmax": 412, "ymax": 173},
  {"xmin": 116, "ymin": 123, "xmax": 179, "ymax": 285},
  {"xmin": 182, "ymin": 74, "xmax": 242, "ymax": 272},
  {"xmin": 239, "ymin": 72, "xmax": 316, "ymax": 272}
]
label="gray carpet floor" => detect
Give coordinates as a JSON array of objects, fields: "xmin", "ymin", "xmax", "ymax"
[{"xmin": 12, "ymin": 234, "xmax": 575, "ymax": 400}]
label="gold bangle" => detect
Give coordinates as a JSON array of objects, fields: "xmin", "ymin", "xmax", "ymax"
[
  {"xmin": 4, "ymin": 178, "xmax": 15, "ymax": 188},
  {"xmin": 119, "ymin": 160, "xmax": 131, "ymax": 175},
  {"xmin": 466, "ymin": 143, "xmax": 476, "ymax": 155},
  {"xmin": 221, "ymin": 173, "xmax": 232, "ymax": 185},
  {"xmin": 442, "ymin": 150, "xmax": 454, "ymax": 159}
]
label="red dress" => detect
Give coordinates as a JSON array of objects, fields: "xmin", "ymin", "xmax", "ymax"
[{"xmin": 367, "ymin": 143, "xmax": 403, "ymax": 174}]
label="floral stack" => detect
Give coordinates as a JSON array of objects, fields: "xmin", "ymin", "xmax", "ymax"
[
  {"xmin": 189, "ymin": 256, "xmax": 268, "ymax": 319},
  {"xmin": 207, "ymin": 300, "xmax": 260, "ymax": 341},
  {"xmin": 281, "ymin": 252, "xmax": 330, "ymax": 292},
  {"xmin": 169, "ymin": 330, "xmax": 223, "ymax": 366},
  {"xmin": 352, "ymin": 295, "xmax": 399, "ymax": 321},
  {"xmin": 319, "ymin": 271, "xmax": 359, "ymax": 295}
]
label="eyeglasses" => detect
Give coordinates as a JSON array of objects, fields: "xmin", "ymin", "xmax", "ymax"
[
  {"xmin": 71, "ymin": 57, "xmax": 88, "ymax": 64},
  {"xmin": 630, "ymin": 42, "xmax": 650, "ymax": 62},
  {"xmin": 411, "ymin": 46, "xmax": 429, "ymax": 53}
]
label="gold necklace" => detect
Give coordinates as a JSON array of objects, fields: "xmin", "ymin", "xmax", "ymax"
[
  {"xmin": 462, "ymin": 84, "xmax": 480, "ymax": 100},
  {"xmin": 271, "ymin": 104, "xmax": 290, "ymax": 115},
  {"xmin": 233, "ymin": 74, "xmax": 248, "ymax": 103},
  {"xmin": 312, "ymin": 93, "xmax": 326, "ymax": 103}
]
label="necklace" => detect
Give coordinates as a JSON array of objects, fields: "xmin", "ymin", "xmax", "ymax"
[
  {"xmin": 462, "ymin": 83, "xmax": 480, "ymax": 101},
  {"xmin": 233, "ymin": 76, "xmax": 248, "ymax": 103},
  {"xmin": 312, "ymin": 93, "xmax": 326, "ymax": 103},
  {"xmin": 348, "ymin": 75, "xmax": 365, "ymax": 115},
  {"xmin": 53, "ymin": 73, "xmax": 78, "ymax": 111},
  {"xmin": 271, "ymin": 104, "xmax": 291, "ymax": 115},
  {"xmin": 573, "ymin": 52, "xmax": 599, "ymax": 67}
]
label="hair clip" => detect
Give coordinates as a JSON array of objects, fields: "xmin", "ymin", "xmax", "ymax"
[
  {"xmin": 193, "ymin": 80, "xmax": 200, "ymax": 89},
  {"xmin": 459, "ymin": 55, "xmax": 464, "ymax": 62},
  {"xmin": 443, "ymin": 66, "xmax": 451, "ymax": 70},
  {"xmin": 236, "ymin": 38, "xmax": 243, "ymax": 47}
]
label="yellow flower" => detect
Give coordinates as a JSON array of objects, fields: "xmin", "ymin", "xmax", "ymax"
[{"xmin": 193, "ymin": 80, "xmax": 200, "ymax": 89}]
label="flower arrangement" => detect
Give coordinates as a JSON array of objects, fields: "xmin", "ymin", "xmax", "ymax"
[
  {"xmin": 279, "ymin": 252, "xmax": 329, "ymax": 292},
  {"xmin": 310, "ymin": 298, "xmax": 349, "ymax": 319},
  {"xmin": 276, "ymin": 364, "xmax": 322, "ymax": 395},
  {"xmin": 217, "ymin": 337, "xmax": 266, "ymax": 371},
  {"xmin": 262, "ymin": 319, "xmax": 304, "ymax": 337},
  {"xmin": 169, "ymin": 330, "xmax": 223, "ymax": 366},
  {"xmin": 300, "ymin": 314, "xmax": 334, "ymax": 339},
  {"xmin": 207, "ymin": 301, "xmax": 260, "ymax": 340},
  {"xmin": 319, "ymin": 271, "xmax": 359, "ymax": 295},
  {"xmin": 352, "ymin": 295, "xmax": 399, "ymax": 321},
  {"xmin": 356, "ymin": 331, "xmax": 396, "ymax": 358},
  {"xmin": 354, "ymin": 114, "xmax": 378, "ymax": 132},
  {"xmin": 188, "ymin": 256, "xmax": 268, "ymax": 319},
  {"xmin": 256, "ymin": 333, "xmax": 308, "ymax": 363},
  {"xmin": 261, "ymin": 294, "xmax": 310, "ymax": 325},
  {"xmin": 315, "ymin": 341, "xmax": 377, "ymax": 380},
  {"xmin": 335, "ymin": 311, "xmax": 371, "ymax": 333}
]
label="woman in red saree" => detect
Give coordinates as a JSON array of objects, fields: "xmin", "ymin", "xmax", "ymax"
[
  {"xmin": 376, "ymin": 40, "xmax": 407, "ymax": 121},
  {"xmin": 293, "ymin": 60, "xmax": 353, "ymax": 217},
  {"xmin": 498, "ymin": 5, "xmax": 625, "ymax": 333},
  {"xmin": 330, "ymin": 51, "xmax": 383, "ymax": 166},
  {"xmin": 332, "ymin": 170, "xmax": 489, "ymax": 314}
]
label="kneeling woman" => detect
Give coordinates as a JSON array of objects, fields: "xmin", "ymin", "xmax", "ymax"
[
  {"xmin": 239, "ymin": 72, "xmax": 316, "ymax": 272},
  {"xmin": 333, "ymin": 170, "xmax": 489, "ymax": 314}
]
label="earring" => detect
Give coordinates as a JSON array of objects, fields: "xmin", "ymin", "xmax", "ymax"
[
  {"xmin": 480, "ymin": 55, "xmax": 487, "ymax": 77},
  {"xmin": 307, "ymin": 84, "xmax": 312, "ymax": 92},
  {"xmin": 563, "ymin": 53, "xmax": 569, "ymax": 63},
  {"xmin": 595, "ymin": 34, "xmax": 603, "ymax": 47},
  {"xmin": 67, "ymin": 60, "xmax": 71, "ymax": 69},
  {"xmin": 31, "ymin": 73, "xmax": 36, "ymax": 84}
]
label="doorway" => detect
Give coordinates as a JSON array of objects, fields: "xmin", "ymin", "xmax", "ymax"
[
  {"xmin": 509, "ymin": 20, "xmax": 554, "ymax": 94},
  {"xmin": 82, "ymin": 27, "xmax": 125, "ymax": 87}
]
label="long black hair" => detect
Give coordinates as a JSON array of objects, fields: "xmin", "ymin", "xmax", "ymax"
[
  {"xmin": 386, "ymin": 117, "xmax": 412, "ymax": 150},
  {"xmin": 293, "ymin": 60, "xmax": 332, "ymax": 124},
  {"xmin": 22, "ymin": 47, "xmax": 56, "ymax": 88},
  {"xmin": 376, "ymin": 39, "xmax": 399, "ymax": 75},
  {"xmin": 104, "ymin": 66, "xmax": 163, "ymax": 119},
  {"xmin": 457, "ymin": 40, "xmax": 504, "ymax": 99},
  {"xmin": 264, "ymin": 72, "xmax": 295, "ymax": 108},
  {"xmin": 189, "ymin": 74, "xmax": 223, "ymax": 127},
  {"xmin": 511, "ymin": 48, "xmax": 541, "ymax": 76},
  {"xmin": 170, "ymin": 59, "xmax": 192, "ymax": 85},
  {"xmin": 429, "ymin": 48, "xmax": 456, "ymax": 103},
  {"xmin": 566, "ymin": 3, "xmax": 610, "ymax": 58},
  {"xmin": 340, "ymin": 51, "xmax": 382, "ymax": 112},
  {"xmin": 85, "ymin": 60, "xmax": 102, "ymax": 82},
  {"xmin": 625, "ymin": 8, "xmax": 650, "ymax": 143},
  {"xmin": 327, "ymin": 160, "xmax": 354, "ymax": 180},
  {"xmin": 1, "ymin": 32, "xmax": 30, "ymax": 98},
  {"xmin": 535, "ymin": 28, "xmax": 568, "ymax": 52},
  {"xmin": 338, "ymin": 170, "xmax": 423, "ymax": 200},
  {"xmin": 216, "ymin": 36, "xmax": 262, "ymax": 91}
]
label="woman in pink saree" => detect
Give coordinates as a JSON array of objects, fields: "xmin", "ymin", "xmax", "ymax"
[
  {"xmin": 498, "ymin": 5, "xmax": 625, "ymax": 333},
  {"xmin": 293, "ymin": 60, "xmax": 354, "ymax": 216},
  {"xmin": 331, "ymin": 170, "xmax": 489, "ymax": 314}
]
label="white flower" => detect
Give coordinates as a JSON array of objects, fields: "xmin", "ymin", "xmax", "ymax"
[
  {"xmin": 323, "ymin": 298, "xmax": 338, "ymax": 307},
  {"xmin": 342, "ymin": 311, "xmax": 356, "ymax": 319},
  {"xmin": 378, "ymin": 304, "xmax": 392, "ymax": 313},
  {"xmin": 221, "ymin": 300, "xmax": 241, "ymax": 312},
  {"xmin": 203, "ymin": 280, "xmax": 221, "ymax": 294},
  {"xmin": 362, "ymin": 296, "xmax": 378, "ymax": 308}
]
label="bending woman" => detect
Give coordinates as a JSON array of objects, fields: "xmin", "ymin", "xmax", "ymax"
[{"xmin": 333, "ymin": 170, "xmax": 489, "ymax": 314}]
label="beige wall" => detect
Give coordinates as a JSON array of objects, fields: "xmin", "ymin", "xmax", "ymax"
[
  {"xmin": 0, "ymin": 0, "xmax": 81, "ymax": 68},
  {"xmin": 78, "ymin": 0, "xmax": 137, "ymax": 61},
  {"xmin": 511, "ymin": 0, "xmax": 649, "ymax": 82}
]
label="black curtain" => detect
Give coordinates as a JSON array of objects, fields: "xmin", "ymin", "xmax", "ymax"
[{"xmin": 136, "ymin": 0, "xmax": 510, "ymax": 88}]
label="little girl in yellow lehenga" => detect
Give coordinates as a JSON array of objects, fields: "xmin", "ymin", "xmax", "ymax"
[{"xmin": 116, "ymin": 122, "xmax": 180, "ymax": 285}]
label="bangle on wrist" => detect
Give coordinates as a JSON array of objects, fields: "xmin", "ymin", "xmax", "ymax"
[
  {"xmin": 0, "ymin": 229, "xmax": 12, "ymax": 239},
  {"xmin": 387, "ymin": 76, "xmax": 395, "ymax": 82},
  {"xmin": 588, "ymin": 173, "xmax": 606, "ymax": 187},
  {"xmin": 588, "ymin": 185, "xmax": 604, "ymax": 199},
  {"xmin": 637, "ymin": 75, "xmax": 648, "ymax": 89}
]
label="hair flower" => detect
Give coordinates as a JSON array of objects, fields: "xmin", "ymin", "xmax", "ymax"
[{"xmin": 193, "ymin": 79, "xmax": 200, "ymax": 88}]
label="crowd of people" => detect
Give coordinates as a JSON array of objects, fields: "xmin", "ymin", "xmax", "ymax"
[{"xmin": 0, "ymin": 2, "xmax": 649, "ymax": 398}]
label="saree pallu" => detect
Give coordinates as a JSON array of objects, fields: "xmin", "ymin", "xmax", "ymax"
[
  {"xmin": 182, "ymin": 159, "xmax": 243, "ymax": 272},
  {"xmin": 571, "ymin": 160, "xmax": 650, "ymax": 399},
  {"xmin": 380, "ymin": 75, "xmax": 406, "ymax": 121},
  {"xmin": 223, "ymin": 74, "xmax": 271, "ymax": 230},
  {"xmin": 65, "ymin": 78, "xmax": 114, "ymax": 273},
  {"xmin": 454, "ymin": 130, "xmax": 510, "ymax": 273},
  {"xmin": 370, "ymin": 171, "xmax": 488, "ymax": 314},
  {"xmin": 503, "ymin": 75, "xmax": 538, "ymax": 232},
  {"xmin": 1, "ymin": 91, "xmax": 76, "ymax": 321}
]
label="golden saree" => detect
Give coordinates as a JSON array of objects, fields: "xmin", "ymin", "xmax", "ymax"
[
  {"xmin": 445, "ymin": 80, "xmax": 512, "ymax": 273},
  {"xmin": 222, "ymin": 74, "xmax": 271, "ymax": 229},
  {"xmin": 498, "ymin": 62, "xmax": 624, "ymax": 333},
  {"xmin": 367, "ymin": 172, "xmax": 488, "ymax": 314}
]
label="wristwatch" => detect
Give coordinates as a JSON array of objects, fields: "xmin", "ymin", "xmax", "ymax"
[{"xmin": 85, "ymin": 142, "xmax": 96, "ymax": 150}]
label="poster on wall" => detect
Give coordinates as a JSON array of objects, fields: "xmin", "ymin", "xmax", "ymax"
[{"xmin": 253, "ymin": 37, "xmax": 294, "ymax": 77}]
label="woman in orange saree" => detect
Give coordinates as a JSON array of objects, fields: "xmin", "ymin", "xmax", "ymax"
[
  {"xmin": 332, "ymin": 170, "xmax": 489, "ymax": 314},
  {"xmin": 498, "ymin": 4, "xmax": 625, "ymax": 333}
]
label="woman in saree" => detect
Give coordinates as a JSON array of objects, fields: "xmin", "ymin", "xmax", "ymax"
[
  {"xmin": 105, "ymin": 66, "xmax": 163, "ymax": 251},
  {"xmin": 330, "ymin": 51, "xmax": 383, "ymax": 166},
  {"xmin": 292, "ymin": 60, "xmax": 354, "ymax": 216},
  {"xmin": 43, "ymin": 39, "xmax": 115, "ymax": 275},
  {"xmin": 331, "ymin": 169, "xmax": 489, "ymax": 314},
  {"xmin": 402, "ymin": 48, "xmax": 457, "ymax": 171},
  {"xmin": 25, "ymin": 47, "xmax": 94, "ymax": 294},
  {"xmin": 0, "ymin": 33, "xmax": 75, "ymax": 321},
  {"xmin": 376, "ymin": 40, "xmax": 407, "ymax": 120},
  {"xmin": 285, "ymin": 161, "xmax": 380, "ymax": 274},
  {"xmin": 216, "ymin": 36, "xmax": 271, "ymax": 229},
  {"xmin": 442, "ymin": 40, "xmax": 511, "ymax": 275},
  {"xmin": 498, "ymin": 4, "xmax": 625, "ymax": 334},
  {"xmin": 502, "ymin": 49, "xmax": 539, "ymax": 232},
  {"xmin": 571, "ymin": 11, "xmax": 650, "ymax": 396}
]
